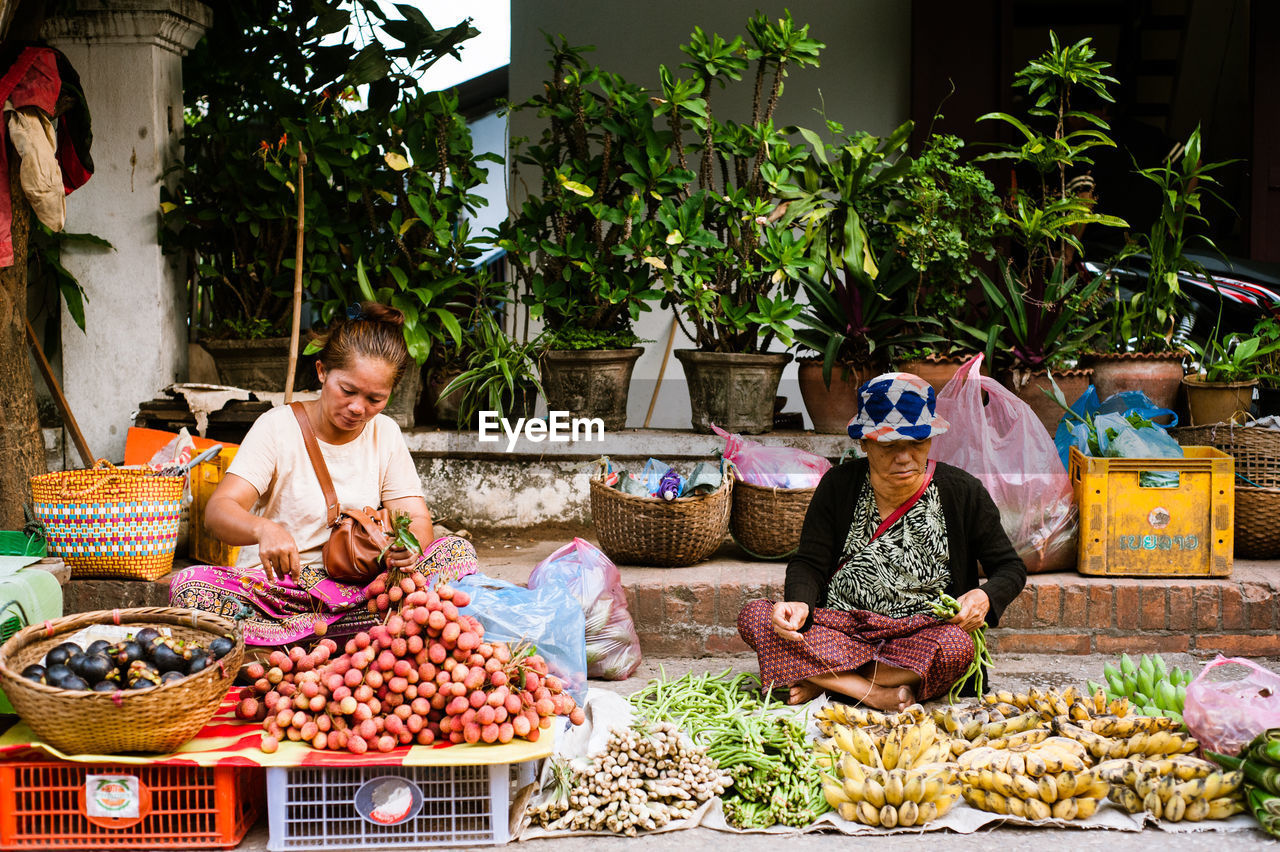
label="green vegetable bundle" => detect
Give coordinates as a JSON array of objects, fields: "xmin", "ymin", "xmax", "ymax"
[
  {"xmin": 1210, "ymin": 728, "xmax": 1280, "ymax": 836},
  {"xmin": 929, "ymin": 593, "xmax": 993, "ymax": 703},
  {"xmin": 628, "ymin": 669, "xmax": 829, "ymax": 828},
  {"xmin": 1089, "ymin": 653, "xmax": 1189, "ymax": 725}
]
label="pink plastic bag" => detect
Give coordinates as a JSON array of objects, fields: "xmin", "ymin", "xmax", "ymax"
[
  {"xmin": 712, "ymin": 424, "xmax": 832, "ymax": 489},
  {"xmin": 1185, "ymin": 656, "xmax": 1280, "ymax": 756},
  {"xmin": 930, "ymin": 355, "xmax": 1078, "ymax": 573},
  {"xmin": 528, "ymin": 538, "xmax": 641, "ymax": 680}
]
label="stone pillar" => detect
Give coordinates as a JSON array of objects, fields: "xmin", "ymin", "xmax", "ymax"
[{"xmin": 42, "ymin": 0, "xmax": 211, "ymax": 462}]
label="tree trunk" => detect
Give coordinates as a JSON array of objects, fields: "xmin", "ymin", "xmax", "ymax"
[{"xmin": 0, "ymin": 160, "xmax": 49, "ymax": 528}]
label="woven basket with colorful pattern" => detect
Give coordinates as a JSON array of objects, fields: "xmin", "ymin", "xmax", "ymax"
[{"xmin": 30, "ymin": 461, "xmax": 183, "ymax": 580}]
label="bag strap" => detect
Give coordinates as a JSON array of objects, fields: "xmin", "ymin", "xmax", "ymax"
[{"xmin": 290, "ymin": 402, "xmax": 340, "ymax": 527}]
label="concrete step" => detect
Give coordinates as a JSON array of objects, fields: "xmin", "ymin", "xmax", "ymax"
[{"xmin": 61, "ymin": 527, "xmax": 1280, "ymax": 659}]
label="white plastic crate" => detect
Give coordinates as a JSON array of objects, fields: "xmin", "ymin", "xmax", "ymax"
[{"xmin": 265, "ymin": 761, "xmax": 537, "ymax": 850}]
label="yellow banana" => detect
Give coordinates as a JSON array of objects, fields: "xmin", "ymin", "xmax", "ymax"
[
  {"xmin": 903, "ymin": 771, "xmax": 926, "ymax": 804},
  {"xmin": 1024, "ymin": 753, "xmax": 1049, "ymax": 778},
  {"xmin": 1075, "ymin": 797, "xmax": 1098, "ymax": 819},
  {"xmin": 1051, "ymin": 797, "xmax": 1078, "ymax": 820},
  {"xmin": 1208, "ymin": 770, "xmax": 1244, "ymax": 799},
  {"xmin": 1109, "ymin": 786, "xmax": 1145, "ymax": 814},
  {"xmin": 1144, "ymin": 731, "xmax": 1174, "ymax": 755},
  {"xmin": 1025, "ymin": 797, "xmax": 1052, "ymax": 820},
  {"xmin": 1079, "ymin": 773, "xmax": 1110, "ymax": 800},
  {"xmin": 1156, "ymin": 773, "xmax": 1181, "ymax": 804},
  {"xmin": 990, "ymin": 728, "xmax": 1050, "ymax": 750},
  {"xmin": 824, "ymin": 782, "xmax": 850, "ymax": 809},
  {"xmin": 1055, "ymin": 770, "xmax": 1077, "ymax": 799},
  {"xmin": 1207, "ymin": 796, "xmax": 1245, "ymax": 820},
  {"xmin": 975, "ymin": 788, "xmax": 1009, "ymax": 815},
  {"xmin": 1164, "ymin": 794, "xmax": 1187, "ymax": 822},
  {"xmin": 817, "ymin": 718, "xmax": 836, "ymax": 739},
  {"xmin": 1006, "ymin": 772, "xmax": 1035, "ymax": 800},
  {"xmin": 1184, "ymin": 797, "xmax": 1211, "ymax": 822},
  {"xmin": 885, "ymin": 770, "xmax": 906, "ymax": 807},
  {"xmin": 1143, "ymin": 791, "xmax": 1164, "ymax": 819},
  {"xmin": 842, "ymin": 774, "xmax": 866, "ymax": 803},
  {"xmin": 879, "ymin": 804, "xmax": 898, "ymax": 828},
  {"xmin": 1170, "ymin": 776, "xmax": 1207, "ymax": 802},
  {"xmin": 851, "ymin": 726, "xmax": 882, "ymax": 769},
  {"xmin": 1125, "ymin": 732, "xmax": 1150, "ymax": 756},
  {"xmin": 1049, "ymin": 692, "xmax": 1070, "ymax": 718},
  {"xmin": 833, "ymin": 724, "xmax": 858, "ymax": 757},
  {"xmin": 1006, "ymin": 752, "xmax": 1026, "ymax": 777},
  {"xmin": 1035, "ymin": 773, "xmax": 1059, "ymax": 804},
  {"xmin": 840, "ymin": 753, "xmax": 867, "ymax": 786},
  {"xmin": 837, "ymin": 801, "xmax": 858, "ymax": 823},
  {"xmin": 1091, "ymin": 688, "xmax": 1107, "ymax": 716},
  {"xmin": 897, "ymin": 800, "xmax": 919, "ymax": 828},
  {"xmin": 1006, "ymin": 796, "xmax": 1027, "ymax": 819},
  {"xmin": 1171, "ymin": 757, "xmax": 1219, "ymax": 780},
  {"xmin": 918, "ymin": 801, "xmax": 938, "ymax": 823},
  {"xmin": 864, "ymin": 776, "xmax": 887, "ymax": 809},
  {"xmin": 855, "ymin": 800, "xmax": 880, "ymax": 826},
  {"xmin": 881, "ymin": 727, "xmax": 903, "ymax": 772},
  {"xmin": 936, "ymin": 792, "xmax": 961, "ymax": 817}
]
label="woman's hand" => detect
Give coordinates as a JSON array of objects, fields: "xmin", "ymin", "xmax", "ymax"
[
  {"xmin": 948, "ymin": 588, "xmax": 990, "ymax": 632},
  {"xmin": 255, "ymin": 519, "xmax": 301, "ymax": 583},
  {"xmin": 383, "ymin": 544, "xmax": 419, "ymax": 571},
  {"xmin": 771, "ymin": 601, "xmax": 810, "ymax": 643}
]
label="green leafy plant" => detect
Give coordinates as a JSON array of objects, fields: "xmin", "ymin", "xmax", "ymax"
[
  {"xmin": 438, "ymin": 312, "xmax": 546, "ymax": 426},
  {"xmin": 648, "ymin": 11, "xmax": 823, "ymax": 353},
  {"xmin": 27, "ymin": 224, "xmax": 113, "ymax": 333},
  {"xmin": 497, "ymin": 36, "xmax": 685, "ymax": 350},
  {"xmin": 1185, "ymin": 333, "xmax": 1280, "ymax": 385},
  {"xmin": 972, "ymin": 32, "xmax": 1128, "ymax": 371},
  {"xmin": 1104, "ymin": 126, "xmax": 1236, "ymax": 353},
  {"xmin": 1252, "ymin": 317, "xmax": 1280, "ymax": 390}
]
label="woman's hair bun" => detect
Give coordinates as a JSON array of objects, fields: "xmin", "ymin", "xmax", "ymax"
[{"xmin": 358, "ymin": 301, "xmax": 405, "ymax": 328}]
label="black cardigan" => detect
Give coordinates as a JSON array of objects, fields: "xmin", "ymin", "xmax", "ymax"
[{"xmin": 785, "ymin": 458, "xmax": 1028, "ymax": 632}]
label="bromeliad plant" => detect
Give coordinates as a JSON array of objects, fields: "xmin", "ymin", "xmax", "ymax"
[
  {"xmin": 496, "ymin": 37, "xmax": 686, "ymax": 350},
  {"xmin": 647, "ymin": 12, "xmax": 823, "ymax": 353},
  {"xmin": 969, "ymin": 32, "xmax": 1128, "ymax": 372}
]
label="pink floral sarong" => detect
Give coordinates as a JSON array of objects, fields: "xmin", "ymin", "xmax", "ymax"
[{"xmin": 170, "ymin": 535, "xmax": 479, "ymax": 646}]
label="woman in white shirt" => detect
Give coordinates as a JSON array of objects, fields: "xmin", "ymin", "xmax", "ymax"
[{"xmin": 171, "ymin": 303, "xmax": 477, "ymax": 645}]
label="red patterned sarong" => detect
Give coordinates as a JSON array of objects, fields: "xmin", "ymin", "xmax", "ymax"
[{"xmin": 737, "ymin": 599, "xmax": 974, "ymax": 701}]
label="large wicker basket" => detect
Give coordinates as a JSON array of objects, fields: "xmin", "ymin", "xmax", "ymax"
[
  {"xmin": 730, "ymin": 481, "xmax": 815, "ymax": 560},
  {"xmin": 589, "ymin": 473, "xmax": 733, "ymax": 567},
  {"xmin": 30, "ymin": 461, "xmax": 183, "ymax": 580},
  {"xmin": 0, "ymin": 607, "xmax": 243, "ymax": 754},
  {"xmin": 1172, "ymin": 424, "xmax": 1280, "ymax": 557}
]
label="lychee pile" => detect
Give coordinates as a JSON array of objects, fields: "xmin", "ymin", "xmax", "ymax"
[{"xmin": 235, "ymin": 573, "xmax": 584, "ymax": 754}]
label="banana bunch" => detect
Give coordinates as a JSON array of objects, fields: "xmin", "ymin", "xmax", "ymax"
[
  {"xmin": 957, "ymin": 737, "xmax": 1105, "ymax": 820},
  {"xmin": 1100, "ymin": 756, "xmax": 1244, "ymax": 822},
  {"xmin": 824, "ymin": 719, "xmax": 953, "ymax": 772},
  {"xmin": 816, "ymin": 701, "xmax": 928, "ymax": 734},
  {"xmin": 1052, "ymin": 718, "xmax": 1198, "ymax": 760},
  {"xmin": 823, "ymin": 754, "xmax": 961, "ymax": 828},
  {"xmin": 1090, "ymin": 653, "xmax": 1190, "ymax": 724},
  {"xmin": 933, "ymin": 705, "xmax": 1046, "ymax": 745}
]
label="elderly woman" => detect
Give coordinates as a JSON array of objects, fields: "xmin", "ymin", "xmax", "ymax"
[
  {"xmin": 171, "ymin": 302, "xmax": 478, "ymax": 645},
  {"xmin": 738, "ymin": 373, "xmax": 1026, "ymax": 710}
]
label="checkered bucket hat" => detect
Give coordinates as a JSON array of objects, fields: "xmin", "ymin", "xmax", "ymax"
[{"xmin": 846, "ymin": 372, "xmax": 951, "ymax": 442}]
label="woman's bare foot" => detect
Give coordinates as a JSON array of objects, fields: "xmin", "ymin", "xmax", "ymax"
[
  {"xmin": 787, "ymin": 680, "xmax": 823, "ymax": 705},
  {"xmin": 862, "ymin": 683, "xmax": 915, "ymax": 712}
]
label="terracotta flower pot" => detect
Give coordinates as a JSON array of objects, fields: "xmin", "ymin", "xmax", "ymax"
[
  {"xmin": 1081, "ymin": 351, "xmax": 1186, "ymax": 410},
  {"xmin": 1003, "ymin": 368, "xmax": 1094, "ymax": 436},
  {"xmin": 796, "ymin": 360, "xmax": 880, "ymax": 434},
  {"xmin": 1182, "ymin": 375, "xmax": 1257, "ymax": 426},
  {"xmin": 897, "ymin": 353, "xmax": 987, "ymax": 396},
  {"xmin": 201, "ymin": 337, "xmax": 319, "ymax": 391},
  {"xmin": 674, "ymin": 350, "xmax": 792, "ymax": 434},
  {"xmin": 540, "ymin": 348, "xmax": 643, "ymax": 432}
]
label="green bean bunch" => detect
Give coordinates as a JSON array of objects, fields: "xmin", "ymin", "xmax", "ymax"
[
  {"xmin": 628, "ymin": 669, "xmax": 830, "ymax": 828},
  {"xmin": 930, "ymin": 593, "xmax": 994, "ymax": 703}
]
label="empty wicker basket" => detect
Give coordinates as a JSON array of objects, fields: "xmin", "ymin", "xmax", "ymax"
[
  {"xmin": 0, "ymin": 607, "xmax": 243, "ymax": 754},
  {"xmin": 730, "ymin": 481, "xmax": 815, "ymax": 560},
  {"xmin": 1172, "ymin": 424, "xmax": 1280, "ymax": 558},
  {"xmin": 589, "ymin": 472, "xmax": 733, "ymax": 567}
]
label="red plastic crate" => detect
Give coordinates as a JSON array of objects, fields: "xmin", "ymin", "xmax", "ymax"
[{"xmin": 0, "ymin": 759, "xmax": 261, "ymax": 850}]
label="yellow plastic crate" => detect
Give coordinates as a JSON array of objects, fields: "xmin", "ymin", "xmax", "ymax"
[
  {"xmin": 189, "ymin": 447, "xmax": 240, "ymax": 567},
  {"xmin": 1070, "ymin": 445, "xmax": 1234, "ymax": 577}
]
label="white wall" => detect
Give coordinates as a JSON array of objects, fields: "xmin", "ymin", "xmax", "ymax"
[{"xmin": 506, "ymin": 0, "xmax": 911, "ymax": 428}]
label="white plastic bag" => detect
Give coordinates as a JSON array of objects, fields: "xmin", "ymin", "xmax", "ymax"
[
  {"xmin": 1185, "ymin": 656, "xmax": 1280, "ymax": 757},
  {"xmin": 528, "ymin": 538, "xmax": 642, "ymax": 680},
  {"xmin": 931, "ymin": 355, "xmax": 1078, "ymax": 573}
]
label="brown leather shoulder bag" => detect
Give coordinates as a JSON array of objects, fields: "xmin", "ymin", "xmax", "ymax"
[{"xmin": 290, "ymin": 402, "xmax": 391, "ymax": 584}]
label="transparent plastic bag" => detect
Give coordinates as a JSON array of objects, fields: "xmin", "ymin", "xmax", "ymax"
[
  {"xmin": 711, "ymin": 424, "xmax": 832, "ymax": 489},
  {"xmin": 1184, "ymin": 656, "xmax": 1280, "ymax": 756},
  {"xmin": 528, "ymin": 538, "xmax": 642, "ymax": 680},
  {"xmin": 454, "ymin": 572, "xmax": 587, "ymax": 701},
  {"xmin": 932, "ymin": 354, "xmax": 1078, "ymax": 573},
  {"xmin": 1054, "ymin": 386, "xmax": 1178, "ymax": 471}
]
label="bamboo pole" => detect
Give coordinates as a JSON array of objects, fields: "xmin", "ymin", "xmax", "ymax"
[
  {"xmin": 25, "ymin": 317, "xmax": 92, "ymax": 465},
  {"xmin": 644, "ymin": 315, "xmax": 679, "ymax": 428},
  {"xmin": 284, "ymin": 142, "xmax": 307, "ymax": 403}
]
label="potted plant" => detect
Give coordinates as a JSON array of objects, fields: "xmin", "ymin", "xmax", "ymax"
[
  {"xmin": 884, "ymin": 132, "xmax": 1002, "ymax": 392},
  {"xmin": 1183, "ymin": 331, "xmax": 1280, "ymax": 425},
  {"xmin": 1253, "ymin": 316, "xmax": 1280, "ymax": 416},
  {"xmin": 496, "ymin": 37, "xmax": 684, "ymax": 431},
  {"xmin": 648, "ymin": 12, "xmax": 822, "ymax": 434},
  {"xmin": 1084, "ymin": 126, "xmax": 1235, "ymax": 408},
  {"xmin": 961, "ymin": 32, "xmax": 1128, "ymax": 434},
  {"xmin": 165, "ymin": 1, "xmax": 479, "ymax": 402},
  {"xmin": 437, "ymin": 311, "xmax": 546, "ymax": 429}
]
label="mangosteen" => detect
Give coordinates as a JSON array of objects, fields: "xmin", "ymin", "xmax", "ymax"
[
  {"xmin": 92, "ymin": 680, "xmax": 119, "ymax": 693},
  {"xmin": 187, "ymin": 653, "xmax": 213, "ymax": 676},
  {"xmin": 159, "ymin": 670, "xmax": 185, "ymax": 685},
  {"xmin": 86, "ymin": 640, "xmax": 112, "ymax": 656},
  {"xmin": 208, "ymin": 636, "xmax": 234, "ymax": 659},
  {"xmin": 126, "ymin": 659, "xmax": 161, "ymax": 688},
  {"xmin": 133, "ymin": 627, "xmax": 161, "ymax": 647},
  {"xmin": 72, "ymin": 654, "xmax": 115, "ymax": 684},
  {"xmin": 127, "ymin": 678, "xmax": 154, "ymax": 690},
  {"xmin": 109, "ymin": 640, "xmax": 144, "ymax": 667},
  {"xmin": 59, "ymin": 675, "xmax": 89, "ymax": 691},
  {"xmin": 20, "ymin": 663, "xmax": 46, "ymax": 683},
  {"xmin": 44, "ymin": 663, "xmax": 75, "ymax": 686},
  {"xmin": 45, "ymin": 642, "xmax": 82, "ymax": 668},
  {"xmin": 151, "ymin": 643, "xmax": 185, "ymax": 673}
]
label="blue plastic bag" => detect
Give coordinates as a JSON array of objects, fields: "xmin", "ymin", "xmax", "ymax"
[
  {"xmin": 454, "ymin": 573, "xmax": 587, "ymax": 701},
  {"xmin": 1054, "ymin": 386, "xmax": 1178, "ymax": 471}
]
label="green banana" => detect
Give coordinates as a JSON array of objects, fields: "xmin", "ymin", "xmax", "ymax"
[
  {"xmin": 1136, "ymin": 669, "xmax": 1154, "ymax": 700},
  {"xmin": 1120, "ymin": 654, "xmax": 1136, "ymax": 676},
  {"xmin": 1153, "ymin": 654, "xmax": 1168, "ymax": 680},
  {"xmin": 1175, "ymin": 684, "xmax": 1186, "ymax": 711},
  {"xmin": 1106, "ymin": 670, "xmax": 1125, "ymax": 695},
  {"xmin": 1156, "ymin": 681, "xmax": 1178, "ymax": 712}
]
